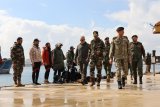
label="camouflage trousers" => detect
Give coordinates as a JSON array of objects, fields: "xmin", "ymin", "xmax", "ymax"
[
  {"xmin": 103, "ymin": 61, "xmax": 112, "ymax": 76},
  {"xmin": 132, "ymin": 59, "xmax": 143, "ymax": 77},
  {"xmin": 128, "ymin": 63, "xmax": 133, "ymax": 76},
  {"xmin": 79, "ymin": 62, "xmax": 88, "ymax": 81},
  {"xmin": 13, "ymin": 64, "xmax": 23, "ymax": 82},
  {"xmin": 90, "ymin": 59, "xmax": 102, "ymax": 82},
  {"xmin": 146, "ymin": 64, "xmax": 151, "ymax": 73},
  {"xmin": 115, "ymin": 59, "xmax": 128, "ymax": 81}
]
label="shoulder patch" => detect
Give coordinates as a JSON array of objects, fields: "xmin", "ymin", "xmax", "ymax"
[
  {"xmin": 113, "ymin": 37, "xmax": 117, "ymax": 40},
  {"xmin": 138, "ymin": 42, "xmax": 142, "ymax": 44},
  {"xmin": 123, "ymin": 36, "xmax": 129, "ymax": 40}
]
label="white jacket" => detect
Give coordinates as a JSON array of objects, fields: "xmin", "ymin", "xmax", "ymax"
[{"xmin": 29, "ymin": 45, "xmax": 42, "ymax": 63}]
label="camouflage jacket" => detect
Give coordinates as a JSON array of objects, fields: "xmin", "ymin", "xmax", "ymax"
[
  {"xmin": 145, "ymin": 54, "xmax": 151, "ymax": 65},
  {"xmin": 66, "ymin": 50, "xmax": 74, "ymax": 66},
  {"xmin": 109, "ymin": 36, "xmax": 130, "ymax": 60},
  {"xmin": 130, "ymin": 42, "xmax": 145, "ymax": 61},
  {"xmin": 103, "ymin": 43, "xmax": 111, "ymax": 62},
  {"xmin": 10, "ymin": 44, "xmax": 25, "ymax": 65},
  {"xmin": 89, "ymin": 37, "xmax": 105, "ymax": 60}
]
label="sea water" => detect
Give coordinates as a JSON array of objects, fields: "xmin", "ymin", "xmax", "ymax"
[{"xmin": 0, "ymin": 64, "xmax": 159, "ymax": 87}]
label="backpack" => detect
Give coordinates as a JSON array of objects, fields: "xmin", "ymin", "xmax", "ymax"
[{"xmin": 62, "ymin": 70, "xmax": 71, "ymax": 83}]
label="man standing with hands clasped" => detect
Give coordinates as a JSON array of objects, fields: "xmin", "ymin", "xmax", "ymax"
[{"xmin": 11, "ymin": 37, "xmax": 25, "ymax": 87}]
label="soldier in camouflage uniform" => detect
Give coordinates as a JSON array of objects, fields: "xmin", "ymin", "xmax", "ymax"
[
  {"xmin": 66, "ymin": 46, "xmax": 75, "ymax": 71},
  {"xmin": 11, "ymin": 37, "xmax": 25, "ymax": 87},
  {"xmin": 89, "ymin": 31, "xmax": 105, "ymax": 86},
  {"xmin": 103, "ymin": 37, "xmax": 112, "ymax": 83},
  {"xmin": 130, "ymin": 35, "xmax": 145, "ymax": 84},
  {"xmin": 109, "ymin": 27, "xmax": 130, "ymax": 89}
]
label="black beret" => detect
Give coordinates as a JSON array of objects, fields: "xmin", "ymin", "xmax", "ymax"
[
  {"xmin": 116, "ymin": 27, "xmax": 124, "ymax": 32},
  {"xmin": 70, "ymin": 46, "xmax": 75, "ymax": 49},
  {"xmin": 132, "ymin": 35, "xmax": 138, "ymax": 38}
]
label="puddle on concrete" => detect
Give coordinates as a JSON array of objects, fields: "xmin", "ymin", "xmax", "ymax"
[{"xmin": 1, "ymin": 75, "xmax": 160, "ymax": 107}]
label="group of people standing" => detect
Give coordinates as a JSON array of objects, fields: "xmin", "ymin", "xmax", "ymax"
[{"xmin": 10, "ymin": 26, "xmax": 146, "ymax": 89}]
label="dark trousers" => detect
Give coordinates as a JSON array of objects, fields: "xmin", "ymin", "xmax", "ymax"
[
  {"xmin": 54, "ymin": 69, "xmax": 63, "ymax": 78},
  {"xmin": 132, "ymin": 59, "xmax": 143, "ymax": 78},
  {"xmin": 44, "ymin": 65, "xmax": 51, "ymax": 80},
  {"xmin": 67, "ymin": 65, "xmax": 71, "ymax": 72},
  {"xmin": 146, "ymin": 64, "xmax": 151, "ymax": 73},
  {"xmin": 32, "ymin": 62, "xmax": 41, "ymax": 83},
  {"xmin": 79, "ymin": 62, "xmax": 88, "ymax": 81},
  {"xmin": 53, "ymin": 68, "xmax": 64, "ymax": 82}
]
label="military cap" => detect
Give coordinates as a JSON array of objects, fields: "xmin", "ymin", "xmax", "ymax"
[
  {"xmin": 116, "ymin": 27, "xmax": 124, "ymax": 32},
  {"xmin": 132, "ymin": 35, "xmax": 138, "ymax": 38},
  {"xmin": 70, "ymin": 46, "xmax": 75, "ymax": 49}
]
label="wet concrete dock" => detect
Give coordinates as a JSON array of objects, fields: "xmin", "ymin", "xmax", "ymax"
[{"xmin": 1, "ymin": 75, "xmax": 160, "ymax": 107}]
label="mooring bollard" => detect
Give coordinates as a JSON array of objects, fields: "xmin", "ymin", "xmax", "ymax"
[{"xmin": 152, "ymin": 50, "xmax": 156, "ymax": 76}]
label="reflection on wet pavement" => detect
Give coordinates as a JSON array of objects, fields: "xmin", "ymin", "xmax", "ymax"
[{"xmin": 1, "ymin": 75, "xmax": 160, "ymax": 107}]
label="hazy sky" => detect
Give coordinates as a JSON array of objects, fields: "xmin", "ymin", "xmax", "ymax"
[{"xmin": 0, "ymin": 0, "xmax": 160, "ymax": 58}]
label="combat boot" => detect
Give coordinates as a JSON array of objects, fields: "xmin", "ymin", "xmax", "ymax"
[
  {"xmin": 13, "ymin": 77, "xmax": 17, "ymax": 86},
  {"xmin": 14, "ymin": 80, "xmax": 17, "ymax": 86},
  {"xmin": 122, "ymin": 77, "xmax": 126, "ymax": 87},
  {"xmin": 90, "ymin": 77, "xmax": 95, "ymax": 86},
  {"xmin": 97, "ymin": 75, "xmax": 101, "ymax": 87},
  {"xmin": 117, "ymin": 81, "xmax": 122, "ymax": 89},
  {"xmin": 84, "ymin": 79, "xmax": 88, "ymax": 84},
  {"xmin": 81, "ymin": 79, "xmax": 85, "ymax": 85},
  {"xmin": 133, "ymin": 77, "xmax": 137, "ymax": 84},
  {"xmin": 106, "ymin": 75, "xmax": 110, "ymax": 83},
  {"xmin": 139, "ymin": 77, "xmax": 143, "ymax": 84},
  {"xmin": 16, "ymin": 81, "xmax": 25, "ymax": 87}
]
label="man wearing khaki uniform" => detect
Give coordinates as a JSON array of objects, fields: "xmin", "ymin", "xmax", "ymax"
[{"xmin": 109, "ymin": 27, "xmax": 130, "ymax": 89}]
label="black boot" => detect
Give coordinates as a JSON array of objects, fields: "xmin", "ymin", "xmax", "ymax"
[
  {"xmin": 117, "ymin": 81, "xmax": 122, "ymax": 89},
  {"xmin": 81, "ymin": 79, "xmax": 85, "ymax": 85},
  {"xmin": 17, "ymin": 80, "xmax": 25, "ymax": 87},
  {"xmin": 84, "ymin": 79, "xmax": 88, "ymax": 84},
  {"xmin": 97, "ymin": 75, "xmax": 101, "ymax": 87},
  {"xmin": 90, "ymin": 77, "xmax": 95, "ymax": 86},
  {"xmin": 133, "ymin": 77, "xmax": 137, "ymax": 84},
  {"xmin": 139, "ymin": 77, "xmax": 143, "ymax": 84},
  {"xmin": 122, "ymin": 77, "xmax": 126, "ymax": 87}
]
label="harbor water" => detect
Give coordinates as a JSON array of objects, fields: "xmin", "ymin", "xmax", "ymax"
[{"xmin": 0, "ymin": 64, "xmax": 159, "ymax": 87}]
